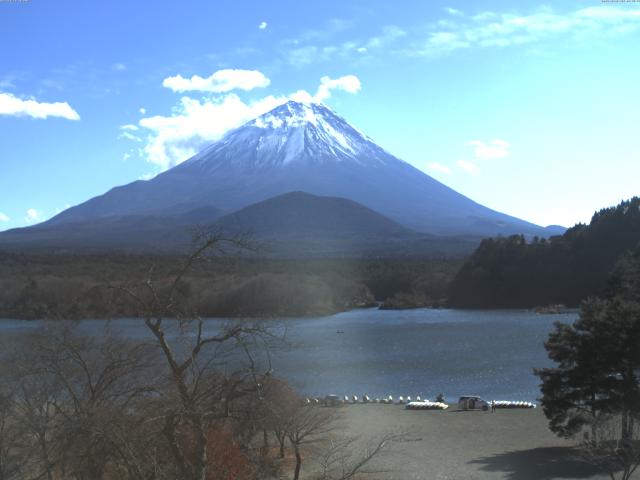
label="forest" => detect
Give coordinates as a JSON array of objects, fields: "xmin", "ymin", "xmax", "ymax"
[
  {"xmin": 0, "ymin": 250, "xmax": 460, "ymax": 319},
  {"xmin": 4, "ymin": 197, "xmax": 640, "ymax": 318},
  {"xmin": 449, "ymin": 197, "xmax": 640, "ymax": 308}
]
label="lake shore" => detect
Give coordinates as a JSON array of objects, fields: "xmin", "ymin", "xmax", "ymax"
[
  {"xmin": 0, "ymin": 309, "xmax": 576, "ymax": 402},
  {"xmin": 331, "ymin": 404, "xmax": 609, "ymax": 480}
]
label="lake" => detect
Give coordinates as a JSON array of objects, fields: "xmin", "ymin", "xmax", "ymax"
[{"xmin": 0, "ymin": 308, "xmax": 576, "ymax": 403}]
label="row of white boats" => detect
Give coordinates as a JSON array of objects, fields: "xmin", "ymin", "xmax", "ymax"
[
  {"xmin": 491, "ymin": 400, "xmax": 537, "ymax": 409},
  {"xmin": 304, "ymin": 395, "xmax": 536, "ymax": 410},
  {"xmin": 305, "ymin": 394, "xmax": 435, "ymax": 406}
]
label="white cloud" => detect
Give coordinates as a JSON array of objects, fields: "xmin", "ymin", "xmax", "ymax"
[
  {"xmin": 284, "ymin": 23, "xmax": 405, "ymax": 66},
  {"xmin": 453, "ymin": 138, "xmax": 509, "ymax": 177},
  {"xmin": 365, "ymin": 25, "xmax": 407, "ymax": 49},
  {"xmin": 0, "ymin": 92, "xmax": 80, "ymax": 120},
  {"xmin": 162, "ymin": 69, "xmax": 271, "ymax": 93},
  {"xmin": 315, "ymin": 75, "xmax": 361, "ymax": 102},
  {"xmin": 427, "ymin": 162, "xmax": 451, "ymax": 174},
  {"xmin": 457, "ymin": 160, "xmax": 480, "ymax": 175},
  {"xmin": 119, "ymin": 131, "xmax": 142, "ymax": 142},
  {"xmin": 112, "ymin": 63, "xmax": 126, "ymax": 71},
  {"xmin": 24, "ymin": 208, "xmax": 43, "ymax": 223},
  {"xmin": 54, "ymin": 204, "xmax": 71, "ymax": 215},
  {"xmin": 0, "ymin": 77, "xmax": 15, "ymax": 90},
  {"xmin": 289, "ymin": 90, "xmax": 315, "ymax": 103},
  {"xmin": 139, "ymin": 172, "xmax": 158, "ymax": 181},
  {"xmin": 0, "ymin": 212, "xmax": 9, "ymax": 222},
  {"xmin": 129, "ymin": 75, "xmax": 362, "ymax": 170},
  {"xmin": 259, "ymin": 21, "xmax": 268, "ymax": 30},
  {"xmin": 139, "ymin": 107, "xmax": 146, "ymax": 114},
  {"xmin": 137, "ymin": 94, "xmax": 286, "ymax": 169},
  {"xmin": 287, "ymin": 46, "xmax": 319, "ymax": 66},
  {"xmin": 409, "ymin": 5, "xmax": 640, "ymax": 57},
  {"xmin": 467, "ymin": 139, "xmax": 510, "ymax": 159},
  {"xmin": 282, "ymin": 17, "xmax": 354, "ymax": 47},
  {"xmin": 120, "ymin": 124, "xmax": 139, "ymax": 131},
  {"xmin": 281, "ymin": 6, "xmax": 640, "ymax": 65}
]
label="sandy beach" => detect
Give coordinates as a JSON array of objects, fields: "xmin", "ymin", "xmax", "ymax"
[{"xmin": 330, "ymin": 404, "xmax": 613, "ymax": 480}]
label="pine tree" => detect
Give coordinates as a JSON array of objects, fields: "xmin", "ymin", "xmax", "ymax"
[
  {"xmin": 536, "ymin": 247, "xmax": 640, "ymax": 479},
  {"xmin": 535, "ymin": 298, "xmax": 618, "ymax": 441}
]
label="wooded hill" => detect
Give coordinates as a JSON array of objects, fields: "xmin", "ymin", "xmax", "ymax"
[{"xmin": 449, "ymin": 197, "xmax": 640, "ymax": 308}]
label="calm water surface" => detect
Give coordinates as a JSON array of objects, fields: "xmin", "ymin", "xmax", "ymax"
[{"xmin": 0, "ymin": 308, "xmax": 576, "ymax": 402}]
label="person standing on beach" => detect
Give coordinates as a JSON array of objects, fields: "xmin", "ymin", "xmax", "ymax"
[{"xmin": 491, "ymin": 400, "xmax": 496, "ymax": 413}]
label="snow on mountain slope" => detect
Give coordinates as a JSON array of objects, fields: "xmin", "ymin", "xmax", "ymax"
[
  {"xmin": 183, "ymin": 101, "xmax": 395, "ymax": 171},
  {"xmin": 43, "ymin": 100, "xmax": 553, "ymax": 237}
]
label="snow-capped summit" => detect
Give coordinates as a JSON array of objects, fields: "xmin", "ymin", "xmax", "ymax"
[
  {"xmin": 42, "ymin": 100, "xmax": 554, "ymax": 238},
  {"xmin": 184, "ymin": 100, "xmax": 394, "ymax": 171}
]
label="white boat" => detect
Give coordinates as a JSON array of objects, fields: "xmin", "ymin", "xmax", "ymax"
[{"xmin": 406, "ymin": 401, "xmax": 448, "ymax": 410}]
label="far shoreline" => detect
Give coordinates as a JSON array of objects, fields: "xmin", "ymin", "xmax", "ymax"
[{"xmin": 0, "ymin": 304, "xmax": 581, "ymax": 322}]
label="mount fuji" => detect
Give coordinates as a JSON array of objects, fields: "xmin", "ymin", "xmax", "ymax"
[{"xmin": 1, "ymin": 101, "xmax": 563, "ymax": 253}]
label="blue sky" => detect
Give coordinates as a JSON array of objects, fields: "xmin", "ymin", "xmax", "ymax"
[{"xmin": 1, "ymin": 0, "xmax": 639, "ymax": 231}]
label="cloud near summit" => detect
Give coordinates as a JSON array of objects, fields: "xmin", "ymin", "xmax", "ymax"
[
  {"xmin": 129, "ymin": 70, "xmax": 362, "ymax": 171},
  {"xmin": 316, "ymin": 75, "xmax": 360, "ymax": 101},
  {"xmin": 162, "ymin": 69, "xmax": 271, "ymax": 93},
  {"xmin": 467, "ymin": 139, "xmax": 510, "ymax": 160}
]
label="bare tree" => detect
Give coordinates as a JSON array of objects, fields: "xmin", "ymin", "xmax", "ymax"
[
  {"xmin": 0, "ymin": 388, "xmax": 28, "ymax": 480},
  {"xmin": 11, "ymin": 367, "xmax": 61, "ymax": 480},
  {"xmin": 315, "ymin": 432, "xmax": 403, "ymax": 480},
  {"xmin": 9, "ymin": 324, "xmax": 160, "ymax": 480},
  {"xmin": 257, "ymin": 377, "xmax": 299, "ymax": 459},
  {"xmin": 113, "ymin": 232, "xmax": 278, "ymax": 480},
  {"xmin": 0, "ymin": 232, "xmax": 399, "ymax": 480},
  {"xmin": 286, "ymin": 404, "xmax": 337, "ymax": 480}
]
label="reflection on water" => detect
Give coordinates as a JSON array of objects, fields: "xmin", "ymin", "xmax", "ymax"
[{"xmin": 0, "ymin": 308, "xmax": 576, "ymax": 402}]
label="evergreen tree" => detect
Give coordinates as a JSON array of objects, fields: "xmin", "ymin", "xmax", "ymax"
[
  {"xmin": 535, "ymin": 298, "xmax": 618, "ymax": 440},
  {"xmin": 536, "ymin": 248, "xmax": 640, "ymax": 479}
]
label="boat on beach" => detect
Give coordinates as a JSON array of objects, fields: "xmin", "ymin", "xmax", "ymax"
[{"xmin": 405, "ymin": 400, "xmax": 448, "ymax": 410}]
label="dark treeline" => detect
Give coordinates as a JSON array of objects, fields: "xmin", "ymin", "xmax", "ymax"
[
  {"xmin": 0, "ymin": 251, "xmax": 461, "ymax": 319},
  {"xmin": 449, "ymin": 197, "xmax": 640, "ymax": 308}
]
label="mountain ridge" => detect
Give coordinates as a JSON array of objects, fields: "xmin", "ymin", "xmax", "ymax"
[
  {"xmin": 2, "ymin": 100, "xmax": 563, "ymax": 251},
  {"xmin": 0, "ymin": 191, "xmax": 479, "ymax": 257}
]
